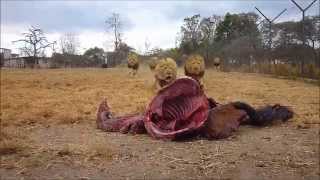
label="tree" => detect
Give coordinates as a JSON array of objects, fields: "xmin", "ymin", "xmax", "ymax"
[
  {"xmin": 273, "ymin": 16, "xmax": 319, "ymax": 66},
  {"xmin": 106, "ymin": 13, "xmax": 122, "ymax": 51},
  {"xmin": 12, "ymin": 26, "xmax": 55, "ymax": 65},
  {"xmin": 165, "ymin": 48, "xmax": 181, "ymax": 65},
  {"xmin": 199, "ymin": 15, "xmax": 222, "ymax": 62},
  {"xmin": 273, "ymin": 21, "xmax": 299, "ymax": 48},
  {"xmin": 83, "ymin": 47, "xmax": 105, "ymax": 66},
  {"xmin": 303, "ymin": 16, "xmax": 320, "ymax": 50},
  {"xmin": 215, "ymin": 12, "xmax": 260, "ymax": 45},
  {"xmin": 179, "ymin": 14, "xmax": 202, "ymax": 54},
  {"xmin": 214, "ymin": 13, "xmax": 234, "ymax": 43},
  {"xmin": 304, "ymin": 16, "xmax": 320, "ymax": 65},
  {"xmin": 213, "ymin": 12, "xmax": 261, "ymax": 66},
  {"xmin": 118, "ymin": 42, "xmax": 135, "ymax": 64},
  {"xmin": 200, "ymin": 15, "xmax": 221, "ymax": 42},
  {"xmin": 60, "ymin": 33, "xmax": 79, "ymax": 55},
  {"xmin": 144, "ymin": 37, "xmax": 151, "ymax": 55}
]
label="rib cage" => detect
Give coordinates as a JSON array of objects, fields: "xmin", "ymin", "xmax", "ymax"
[
  {"xmin": 144, "ymin": 78, "xmax": 209, "ymax": 140},
  {"xmin": 162, "ymin": 95, "xmax": 203, "ymax": 130}
]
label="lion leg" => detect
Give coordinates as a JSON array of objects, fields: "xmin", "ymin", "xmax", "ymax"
[
  {"xmin": 199, "ymin": 78, "xmax": 205, "ymax": 90},
  {"xmin": 152, "ymin": 79, "xmax": 162, "ymax": 93}
]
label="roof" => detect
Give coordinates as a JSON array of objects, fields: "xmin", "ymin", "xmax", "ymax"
[{"xmin": 0, "ymin": 48, "xmax": 11, "ymax": 51}]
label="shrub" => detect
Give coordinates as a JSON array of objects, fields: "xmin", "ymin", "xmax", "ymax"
[{"xmin": 304, "ymin": 63, "xmax": 319, "ymax": 79}]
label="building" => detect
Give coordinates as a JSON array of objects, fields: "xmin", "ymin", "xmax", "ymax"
[
  {"xmin": 3, "ymin": 57, "xmax": 26, "ymax": 68},
  {"xmin": 0, "ymin": 48, "xmax": 12, "ymax": 59},
  {"xmin": 11, "ymin": 53, "xmax": 19, "ymax": 58},
  {"xmin": 105, "ymin": 51, "xmax": 121, "ymax": 67},
  {"xmin": 3, "ymin": 56, "xmax": 51, "ymax": 68},
  {"xmin": 0, "ymin": 48, "xmax": 12, "ymax": 67}
]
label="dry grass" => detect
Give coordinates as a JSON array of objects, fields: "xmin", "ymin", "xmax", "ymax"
[
  {"xmin": 55, "ymin": 141, "xmax": 114, "ymax": 160},
  {"xmin": 0, "ymin": 68, "xmax": 154, "ymax": 127},
  {"xmin": 230, "ymin": 63, "xmax": 320, "ymax": 80},
  {"xmin": 86, "ymin": 140, "xmax": 115, "ymax": 161},
  {"xmin": 0, "ymin": 128, "xmax": 27, "ymax": 155},
  {"xmin": 0, "ymin": 67, "xmax": 319, "ymax": 179},
  {"xmin": 0, "ymin": 139, "xmax": 23, "ymax": 155},
  {"xmin": 1, "ymin": 67, "xmax": 319, "ymax": 128},
  {"xmin": 204, "ymin": 69, "xmax": 319, "ymax": 125}
]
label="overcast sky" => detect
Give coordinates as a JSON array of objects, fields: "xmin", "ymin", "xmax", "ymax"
[{"xmin": 1, "ymin": 0, "xmax": 319, "ymax": 55}]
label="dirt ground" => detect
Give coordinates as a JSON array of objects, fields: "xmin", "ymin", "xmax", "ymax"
[{"xmin": 1, "ymin": 67, "xmax": 319, "ymax": 180}]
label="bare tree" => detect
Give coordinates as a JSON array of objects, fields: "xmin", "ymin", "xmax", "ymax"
[
  {"xmin": 201, "ymin": 15, "xmax": 222, "ymax": 61},
  {"xmin": 144, "ymin": 37, "xmax": 151, "ymax": 55},
  {"xmin": 12, "ymin": 26, "xmax": 55, "ymax": 65},
  {"xmin": 106, "ymin": 13, "xmax": 122, "ymax": 51},
  {"xmin": 60, "ymin": 33, "xmax": 79, "ymax": 55},
  {"xmin": 180, "ymin": 14, "xmax": 202, "ymax": 53},
  {"xmin": 201, "ymin": 15, "xmax": 221, "ymax": 41}
]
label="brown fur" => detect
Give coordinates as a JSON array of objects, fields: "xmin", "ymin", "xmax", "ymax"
[
  {"xmin": 213, "ymin": 57, "xmax": 221, "ymax": 70},
  {"xmin": 154, "ymin": 57, "xmax": 177, "ymax": 91},
  {"xmin": 127, "ymin": 53, "xmax": 139, "ymax": 76},
  {"xmin": 149, "ymin": 57, "xmax": 158, "ymax": 71},
  {"xmin": 203, "ymin": 104, "xmax": 248, "ymax": 139},
  {"xmin": 184, "ymin": 54, "xmax": 205, "ymax": 88}
]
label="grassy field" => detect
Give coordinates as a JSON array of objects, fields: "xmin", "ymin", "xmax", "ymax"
[
  {"xmin": 1, "ymin": 67, "xmax": 319, "ymax": 179},
  {"xmin": 1, "ymin": 67, "xmax": 319, "ymax": 126}
]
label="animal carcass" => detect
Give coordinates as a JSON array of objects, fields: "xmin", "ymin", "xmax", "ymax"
[{"xmin": 96, "ymin": 77, "xmax": 293, "ymax": 140}]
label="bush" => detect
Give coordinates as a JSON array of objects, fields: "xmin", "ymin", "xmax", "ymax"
[
  {"xmin": 304, "ymin": 63, "xmax": 319, "ymax": 79},
  {"xmin": 238, "ymin": 64, "xmax": 254, "ymax": 73},
  {"xmin": 101, "ymin": 63, "xmax": 108, "ymax": 68},
  {"xmin": 225, "ymin": 62, "xmax": 319, "ymax": 80}
]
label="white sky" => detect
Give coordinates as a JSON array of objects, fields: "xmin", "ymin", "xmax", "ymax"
[{"xmin": 1, "ymin": 0, "xmax": 319, "ymax": 55}]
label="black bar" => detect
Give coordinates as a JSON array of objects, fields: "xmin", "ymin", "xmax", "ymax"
[
  {"xmin": 271, "ymin": 9, "xmax": 287, "ymax": 22},
  {"xmin": 305, "ymin": 0, "xmax": 318, "ymax": 11},
  {"xmin": 255, "ymin": 7, "xmax": 271, "ymax": 22},
  {"xmin": 291, "ymin": 0, "xmax": 304, "ymax": 11}
]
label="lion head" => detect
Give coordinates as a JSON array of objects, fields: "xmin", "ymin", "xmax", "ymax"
[
  {"xmin": 149, "ymin": 57, "xmax": 158, "ymax": 71},
  {"xmin": 184, "ymin": 54, "xmax": 205, "ymax": 79},
  {"xmin": 127, "ymin": 52, "xmax": 139, "ymax": 69},
  {"xmin": 154, "ymin": 57, "xmax": 177, "ymax": 87}
]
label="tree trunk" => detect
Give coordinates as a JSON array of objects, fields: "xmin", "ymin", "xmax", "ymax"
[{"xmin": 33, "ymin": 43, "xmax": 38, "ymax": 67}]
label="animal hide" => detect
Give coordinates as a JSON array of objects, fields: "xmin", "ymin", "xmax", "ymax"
[
  {"xmin": 96, "ymin": 78, "xmax": 294, "ymax": 140},
  {"xmin": 97, "ymin": 100, "xmax": 145, "ymax": 134},
  {"xmin": 202, "ymin": 104, "xmax": 248, "ymax": 139}
]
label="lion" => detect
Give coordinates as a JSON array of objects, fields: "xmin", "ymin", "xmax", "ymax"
[
  {"xmin": 149, "ymin": 57, "xmax": 158, "ymax": 71},
  {"xmin": 213, "ymin": 57, "xmax": 221, "ymax": 70},
  {"xmin": 127, "ymin": 52, "xmax": 139, "ymax": 76},
  {"xmin": 153, "ymin": 57, "xmax": 177, "ymax": 91},
  {"xmin": 184, "ymin": 54, "xmax": 205, "ymax": 88}
]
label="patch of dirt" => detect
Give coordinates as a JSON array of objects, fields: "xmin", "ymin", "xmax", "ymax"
[{"xmin": 1, "ymin": 122, "xmax": 319, "ymax": 180}]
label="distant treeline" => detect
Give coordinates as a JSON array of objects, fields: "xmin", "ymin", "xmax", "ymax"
[
  {"xmin": 8, "ymin": 12, "xmax": 319, "ymax": 79},
  {"xmin": 155, "ymin": 12, "xmax": 319, "ymax": 79},
  {"xmin": 50, "ymin": 44, "xmax": 132, "ymax": 68}
]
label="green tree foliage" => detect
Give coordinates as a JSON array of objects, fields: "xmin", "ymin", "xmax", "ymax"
[
  {"xmin": 214, "ymin": 13, "xmax": 233, "ymax": 43},
  {"xmin": 177, "ymin": 12, "xmax": 262, "ymax": 66},
  {"xmin": 212, "ymin": 12, "xmax": 261, "ymax": 65},
  {"xmin": 214, "ymin": 12, "xmax": 260, "ymax": 46},
  {"xmin": 83, "ymin": 47, "xmax": 105, "ymax": 66},
  {"xmin": 51, "ymin": 47, "xmax": 106, "ymax": 68},
  {"xmin": 178, "ymin": 14, "xmax": 222, "ymax": 65},
  {"xmin": 273, "ymin": 16, "xmax": 319, "ymax": 66},
  {"xmin": 51, "ymin": 53, "xmax": 89, "ymax": 68}
]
